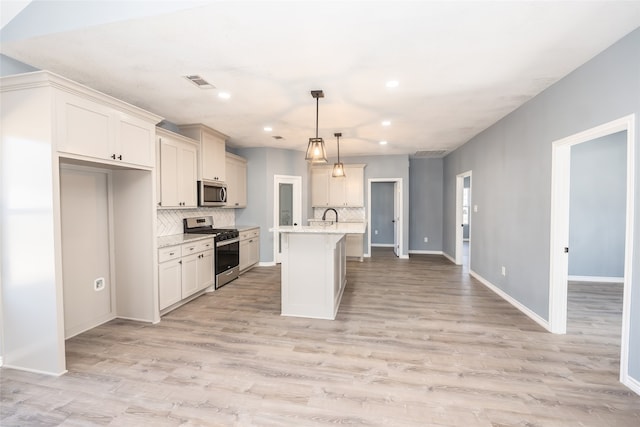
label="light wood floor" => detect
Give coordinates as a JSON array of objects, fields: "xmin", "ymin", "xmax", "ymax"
[{"xmin": 2, "ymin": 248, "xmax": 638, "ymax": 426}]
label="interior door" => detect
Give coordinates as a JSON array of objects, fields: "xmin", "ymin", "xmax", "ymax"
[{"xmin": 274, "ymin": 175, "xmax": 302, "ymax": 263}]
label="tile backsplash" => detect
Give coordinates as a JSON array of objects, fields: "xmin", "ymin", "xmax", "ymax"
[
  {"xmin": 157, "ymin": 208, "xmax": 235, "ymax": 236},
  {"xmin": 312, "ymin": 207, "xmax": 365, "ymax": 222}
]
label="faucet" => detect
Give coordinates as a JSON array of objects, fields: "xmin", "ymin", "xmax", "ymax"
[{"xmin": 322, "ymin": 208, "xmax": 338, "ymax": 222}]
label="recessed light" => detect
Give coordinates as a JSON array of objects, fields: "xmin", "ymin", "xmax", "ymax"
[
  {"xmin": 264, "ymin": 126, "xmax": 273, "ymax": 132},
  {"xmin": 385, "ymin": 80, "xmax": 399, "ymax": 88},
  {"xmin": 379, "ymin": 140, "xmax": 388, "ymax": 145},
  {"xmin": 382, "ymin": 120, "xmax": 391, "ymax": 126},
  {"xmin": 218, "ymin": 92, "xmax": 231, "ymax": 100}
]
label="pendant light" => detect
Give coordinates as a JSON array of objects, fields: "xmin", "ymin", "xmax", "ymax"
[
  {"xmin": 305, "ymin": 90, "xmax": 328, "ymax": 164},
  {"xmin": 332, "ymin": 132, "xmax": 346, "ymax": 178}
]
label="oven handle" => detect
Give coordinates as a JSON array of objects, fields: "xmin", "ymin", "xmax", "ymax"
[{"xmin": 216, "ymin": 237, "xmax": 240, "ymax": 247}]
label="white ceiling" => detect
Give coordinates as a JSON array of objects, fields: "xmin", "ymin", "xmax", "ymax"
[{"xmin": 2, "ymin": 1, "xmax": 639, "ymax": 158}]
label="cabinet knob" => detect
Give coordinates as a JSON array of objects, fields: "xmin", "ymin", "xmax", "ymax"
[
  {"xmin": 111, "ymin": 154, "xmax": 116, "ymax": 159},
  {"xmin": 117, "ymin": 154, "xmax": 123, "ymax": 160}
]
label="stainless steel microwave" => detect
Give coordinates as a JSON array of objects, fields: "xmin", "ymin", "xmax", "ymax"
[{"xmin": 198, "ymin": 180, "xmax": 227, "ymax": 206}]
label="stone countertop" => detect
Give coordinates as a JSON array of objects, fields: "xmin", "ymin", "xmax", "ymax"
[
  {"xmin": 158, "ymin": 233, "xmax": 214, "ymax": 248},
  {"xmin": 277, "ymin": 222, "xmax": 366, "ymax": 234}
]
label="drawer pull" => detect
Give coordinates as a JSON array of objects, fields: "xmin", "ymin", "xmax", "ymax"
[{"xmin": 169, "ymin": 252, "xmax": 175, "ymax": 256}]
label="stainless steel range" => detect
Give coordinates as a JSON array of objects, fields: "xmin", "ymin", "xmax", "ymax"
[{"xmin": 183, "ymin": 216, "xmax": 240, "ymax": 289}]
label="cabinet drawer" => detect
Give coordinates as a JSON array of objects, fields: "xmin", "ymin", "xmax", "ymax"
[
  {"xmin": 159, "ymin": 245, "xmax": 181, "ymax": 263},
  {"xmin": 195, "ymin": 238, "xmax": 214, "ymax": 252},
  {"xmin": 182, "ymin": 242, "xmax": 199, "ymax": 255},
  {"xmin": 240, "ymin": 228, "xmax": 260, "ymax": 240}
]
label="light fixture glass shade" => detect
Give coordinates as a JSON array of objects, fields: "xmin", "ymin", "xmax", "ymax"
[
  {"xmin": 332, "ymin": 162, "xmax": 346, "ymax": 178},
  {"xmin": 305, "ymin": 137, "xmax": 327, "ymax": 163}
]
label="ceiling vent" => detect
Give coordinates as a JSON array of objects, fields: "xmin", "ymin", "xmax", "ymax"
[
  {"xmin": 184, "ymin": 75, "xmax": 215, "ymax": 89},
  {"xmin": 414, "ymin": 150, "xmax": 447, "ymax": 158}
]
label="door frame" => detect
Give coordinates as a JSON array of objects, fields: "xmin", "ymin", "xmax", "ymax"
[
  {"xmin": 549, "ymin": 114, "xmax": 635, "ymax": 391},
  {"xmin": 455, "ymin": 171, "xmax": 472, "ymax": 265},
  {"xmin": 367, "ymin": 178, "xmax": 404, "ymax": 258},
  {"xmin": 273, "ymin": 175, "xmax": 302, "ymax": 264}
]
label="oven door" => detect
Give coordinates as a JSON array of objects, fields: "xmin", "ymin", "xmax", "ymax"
[{"xmin": 215, "ymin": 238, "xmax": 240, "ymax": 288}]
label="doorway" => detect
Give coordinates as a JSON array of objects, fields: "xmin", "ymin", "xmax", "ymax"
[
  {"xmin": 367, "ymin": 178, "xmax": 403, "ymax": 258},
  {"xmin": 549, "ymin": 115, "xmax": 635, "ymax": 392},
  {"xmin": 455, "ymin": 171, "xmax": 472, "ymax": 266},
  {"xmin": 273, "ymin": 175, "xmax": 302, "ymax": 264}
]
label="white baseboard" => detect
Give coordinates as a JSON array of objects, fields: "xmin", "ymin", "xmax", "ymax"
[
  {"xmin": 371, "ymin": 243, "xmax": 395, "ymax": 247},
  {"xmin": 623, "ymin": 373, "xmax": 640, "ymax": 396},
  {"xmin": 469, "ymin": 269, "xmax": 551, "ymax": 332},
  {"xmin": 1, "ymin": 363, "xmax": 67, "ymax": 376},
  {"xmin": 442, "ymin": 252, "xmax": 456, "ymax": 264},
  {"xmin": 408, "ymin": 250, "xmax": 444, "ymax": 255},
  {"xmin": 568, "ymin": 275, "xmax": 624, "ymax": 283},
  {"xmin": 259, "ymin": 261, "xmax": 276, "ymax": 267}
]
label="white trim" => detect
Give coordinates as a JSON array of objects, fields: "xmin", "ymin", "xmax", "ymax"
[
  {"xmin": 442, "ymin": 252, "xmax": 456, "ymax": 264},
  {"xmin": 408, "ymin": 250, "xmax": 444, "ymax": 255},
  {"xmin": 371, "ymin": 243, "xmax": 395, "ymax": 248},
  {"xmin": 1, "ymin": 364, "xmax": 68, "ymax": 377},
  {"xmin": 623, "ymin": 374, "xmax": 640, "ymax": 396},
  {"xmin": 549, "ymin": 114, "xmax": 636, "ymax": 392},
  {"xmin": 568, "ymin": 275, "xmax": 624, "ymax": 283},
  {"xmin": 259, "ymin": 261, "xmax": 276, "ymax": 267},
  {"xmin": 455, "ymin": 171, "xmax": 472, "ymax": 266},
  {"xmin": 470, "ymin": 270, "xmax": 551, "ymax": 332},
  {"xmin": 367, "ymin": 178, "xmax": 404, "ymax": 258}
]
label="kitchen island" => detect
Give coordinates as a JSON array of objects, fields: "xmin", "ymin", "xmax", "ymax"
[{"xmin": 278, "ymin": 222, "xmax": 366, "ymax": 320}]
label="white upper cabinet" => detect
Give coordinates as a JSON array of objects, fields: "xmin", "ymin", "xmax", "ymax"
[
  {"xmin": 157, "ymin": 128, "xmax": 198, "ymax": 208},
  {"xmin": 56, "ymin": 90, "xmax": 157, "ymax": 168},
  {"xmin": 311, "ymin": 165, "xmax": 365, "ymax": 207},
  {"xmin": 178, "ymin": 124, "xmax": 227, "ymax": 182},
  {"xmin": 225, "ymin": 153, "xmax": 247, "ymax": 208}
]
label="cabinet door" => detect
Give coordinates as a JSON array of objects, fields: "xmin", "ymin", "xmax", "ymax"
[
  {"xmin": 179, "ymin": 143, "xmax": 198, "ymax": 208},
  {"xmin": 201, "ymin": 131, "xmax": 226, "ymax": 181},
  {"xmin": 329, "ymin": 175, "xmax": 346, "ymax": 206},
  {"xmin": 225, "ymin": 156, "xmax": 247, "ymax": 208},
  {"xmin": 159, "ymin": 137, "xmax": 180, "ymax": 207},
  {"xmin": 311, "ymin": 168, "xmax": 330, "ymax": 207},
  {"xmin": 56, "ymin": 92, "xmax": 112, "ymax": 159},
  {"xmin": 344, "ymin": 166, "xmax": 364, "ymax": 207},
  {"xmin": 117, "ymin": 114, "xmax": 155, "ymax": 167},
  {"xmin": 196, "ymin": 250, "xmax": 214, "ymax": 291},
  {"xmin": 181, "ymin": 253, "xmax": 199, "ymax": 298},
  {"xmin": 248, "ymin": 237, "xmax": 260, "ymax": 266},
  {"xmin": 239, "ymin": 239, "xmax": 250, "ymax": 271},
  {"xmin": 158, "ymin": 259, "xmax": 182, "ymax": 310}
]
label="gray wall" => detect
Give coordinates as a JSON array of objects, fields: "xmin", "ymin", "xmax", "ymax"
[
  {"xmin": 409, "ymin": 157, "xmax": 444, "ymax": 251},
  {"xmin": 371, "ymin": 182, "xmax": 394, "ymax": 245},
  {"xmin": 442, "ymin": 28, "xmax": 640, "ymax": 380},
  {"xmin": 0, "ymin": 54, "xmax": 38, "ymax": 76},
  {"xmin": 569, "ymin": 131, "xmax": 627, "ymax": 278},
  {"xmin": 236, "ymin": 147, "xmax": 309, "ymax": 263}
]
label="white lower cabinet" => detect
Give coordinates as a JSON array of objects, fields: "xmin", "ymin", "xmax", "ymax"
[
  {"xmin": 239, "ymin": 228, "xmax": 260, "ymax": 272},
  {"xmin": 158, "ymin": 238, "xmax": 214, "ymax": 312}
]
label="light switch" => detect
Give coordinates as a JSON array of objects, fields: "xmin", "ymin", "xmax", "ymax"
[{"xmin": 473, "ymin": 205, "xmax": 478, "ymax": 212}]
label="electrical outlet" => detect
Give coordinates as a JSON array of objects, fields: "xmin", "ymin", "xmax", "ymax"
[
  {"xmin": 94, "ymin": 277, "xmax": 105, "ymax": 291},
  {"xmin": 374, "ymin": 230, "xmax": 378, "ymax": 235},
  {"xmin": 501, "ymin": 266, "xmax": 506, "ymax": 276},
  {"xmin": 423, "ymin": 237, "xmax": 428, "ymax": 243}
]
